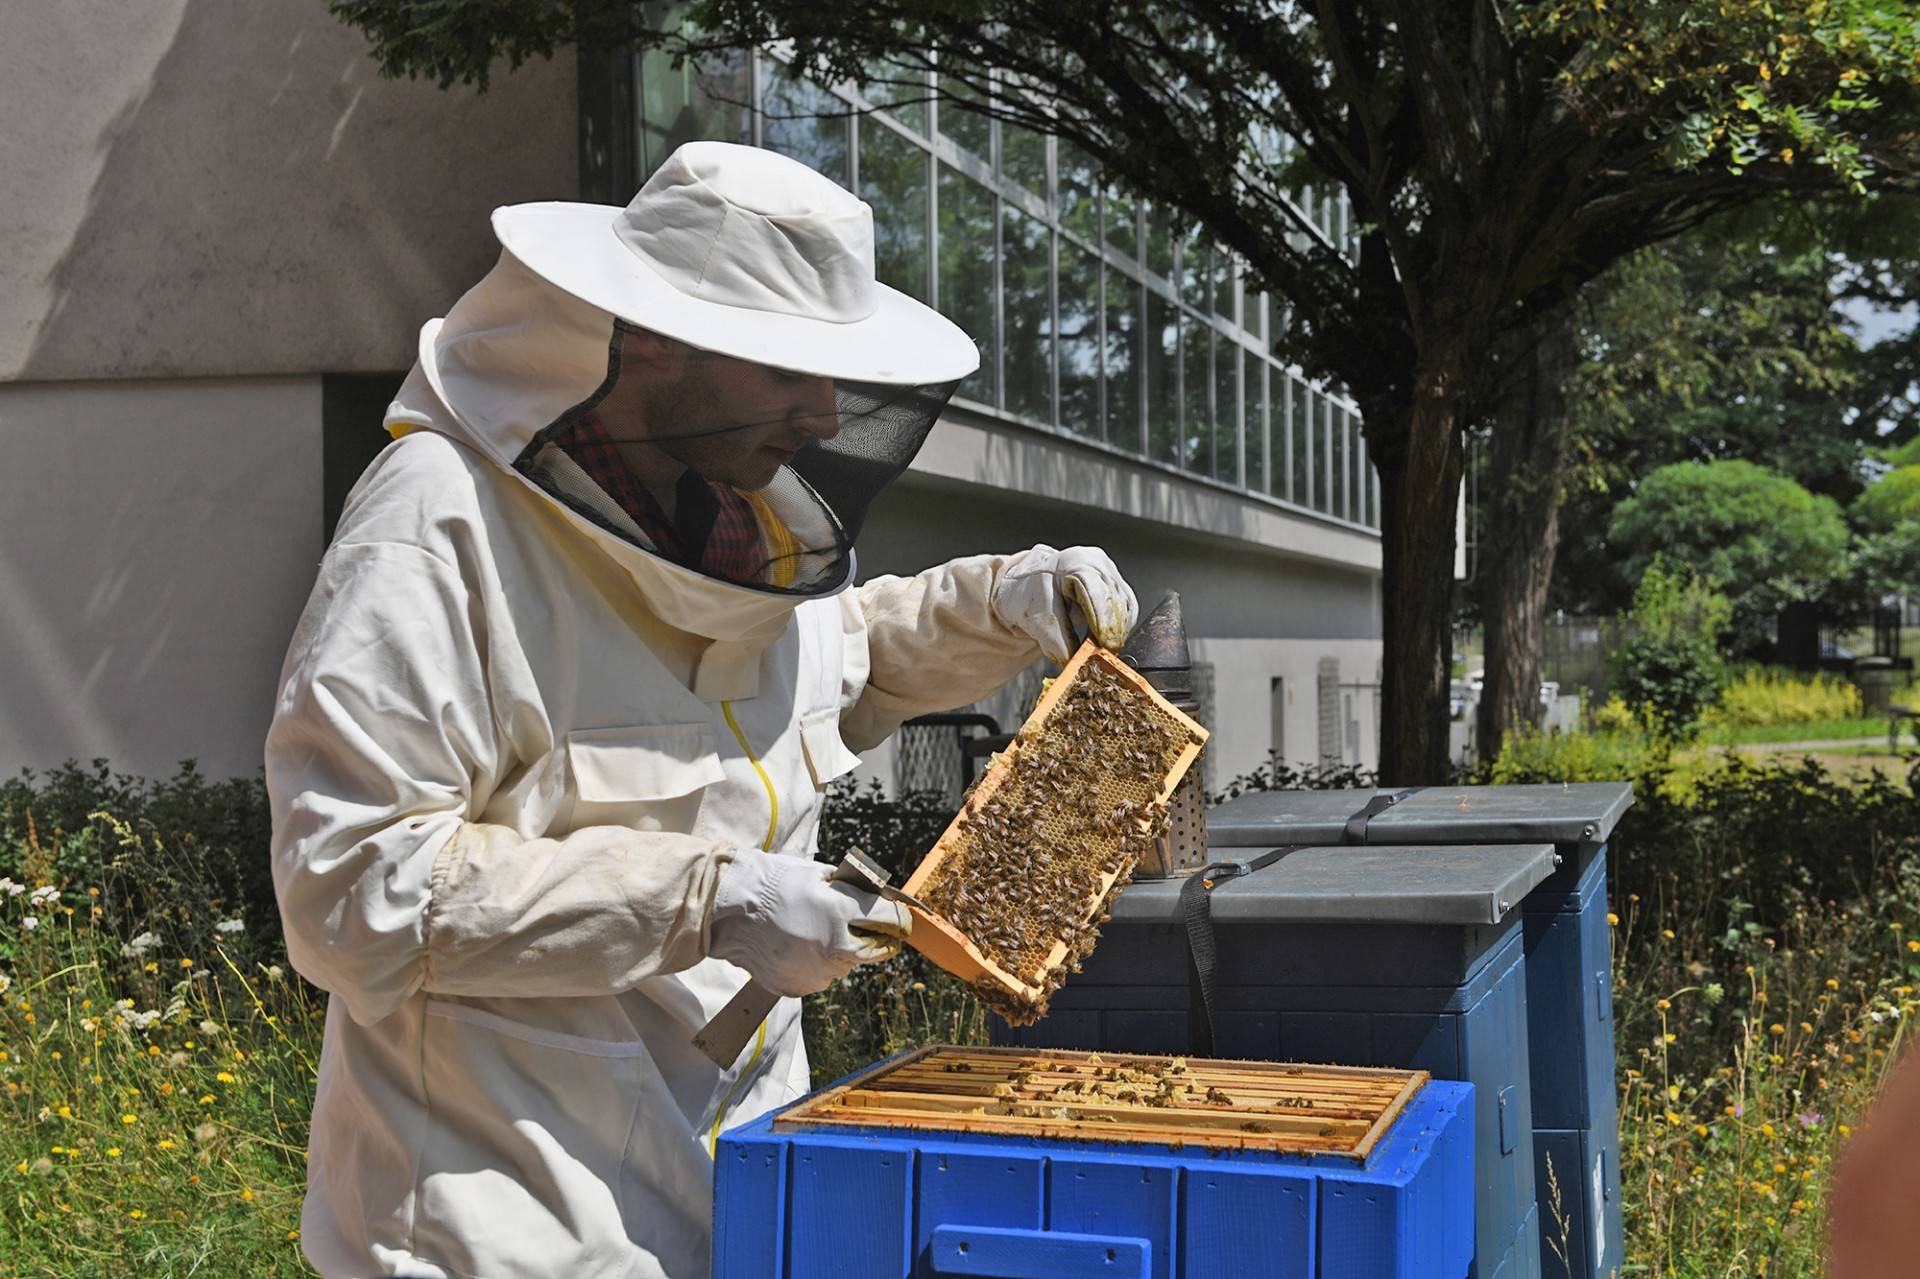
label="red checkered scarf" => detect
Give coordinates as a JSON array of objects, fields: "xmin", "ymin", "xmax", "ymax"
[{"xmin": 552, "ymin": 414, "xmax": 767, "ymax": 583}]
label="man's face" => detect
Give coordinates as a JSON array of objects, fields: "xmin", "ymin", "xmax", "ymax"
[{"xmin": 607, "ymin": 330, "xmax": 840, "ymax": 491}]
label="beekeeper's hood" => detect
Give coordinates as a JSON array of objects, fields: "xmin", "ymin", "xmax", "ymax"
[{"xmin": 387, "ymin": 141, "xmax": 978, "ymax": 644}]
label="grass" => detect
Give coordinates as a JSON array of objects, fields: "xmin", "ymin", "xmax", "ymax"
[
  {"xmin": 1703, "ymin": 718, "xmax": 1893, "ymax": 746},
  {"xmin": 7, "ymin": 773, "xmax": 1920, "ymax": 1276}
]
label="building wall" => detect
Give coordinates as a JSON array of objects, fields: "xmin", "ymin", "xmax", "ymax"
[
  {"xmin": 0, "ymin": 378, "xmax": 322, "ymax": 780},
  {"xmin": 0, "ymin": 0, "xmax": 577, "ymax": 382},
  {"xmin": 0, "ymin": 1, "xmax": 578, "ymax": 779}
]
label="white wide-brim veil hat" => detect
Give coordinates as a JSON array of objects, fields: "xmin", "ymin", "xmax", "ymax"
[{"xmin": 492, "ymin": 141, "xmax": 978, "ymax": 385}]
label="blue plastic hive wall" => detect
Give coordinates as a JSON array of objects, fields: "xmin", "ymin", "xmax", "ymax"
[
  {"xmin": 714, "ymin": 1075, "xmax": 1476, "ymax": 1279},
  {"xmin": 1520, "ymin": 847, "xmax": 1623, "ymax": 1279},
  {"xmin": 995, "ymin": 917, "xmax": 1538, "ymax": 1279}
]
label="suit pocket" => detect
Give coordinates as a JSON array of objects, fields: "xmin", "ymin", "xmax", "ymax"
[
  {"xmin": 565, "ymin": 723, "xmax": 726, "ymax": 832},
  {"xmin": 797, "ymin": 708, "xmax": 862, "ymax": 791}
]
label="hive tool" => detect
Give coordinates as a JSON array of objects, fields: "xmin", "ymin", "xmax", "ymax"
[{"xmin": 692, "ymin": 848, "xmax": 929, "ymax": 1068}]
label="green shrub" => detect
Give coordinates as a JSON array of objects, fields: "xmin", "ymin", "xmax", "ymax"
[
  {"xmin": 1613, "ymin": 558, "xmax": 1732, "ymax": 736},
  {"xmin": 1706, "ymin": 666, "xmax": 1864, "ymax": 729}
]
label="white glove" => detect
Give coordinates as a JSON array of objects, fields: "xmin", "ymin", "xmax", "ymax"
[
  {"xmin": 991, "ymin": 544, "xmax": 1140, "ymax": 663},
  {"xmin": 709, "ymin": 854, "xmax": 911, "ymax": 997}
]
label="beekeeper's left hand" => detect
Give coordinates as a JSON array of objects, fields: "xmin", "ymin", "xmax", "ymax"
[{"xmin": 993, "ymin": 544, "xmax": 1139, "ymax": 663}]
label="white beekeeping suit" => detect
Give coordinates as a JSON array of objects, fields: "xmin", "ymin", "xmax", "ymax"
[{"xmin": 267, "ymin": 141, "xmax": 1137, "ymax": 1279}]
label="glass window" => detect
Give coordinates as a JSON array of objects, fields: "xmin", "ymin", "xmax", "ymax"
[
  {"xmin": 1211, "ymin": 249, "xmax": 1235, "ymax": 325},
  {"xmin": 1180, "ymin": 312, "xmax": 1210, "ymax": 474},
  {"xmin": 1003, "ymin": 203, "xmax": 1052, "ymax": 423},
  {"xmin": 935, "ymin": 73, "xmax": 992, "ymax": 160},
  {"xmin": 1352, "ymin": 411, "xmax": 1372, "ymax": 526},
  {"xmin": 1244, "ymin": 282, "xmax": 1266, "ymax": 343},
  {"xmin": 639, "ymin": 46, "xmax": 750, "ymax": 176},
  {"xmin": 1058, "ymin": 142, "xmax": 1099, "ymax": 245},
  {"xmin": 1145, "ymin": 203, "xmax": 1176, "ymax": 280},
  {"xmin": 1176, "ymin": 226, "xmax": 1206, "ymax": 310},
  {"xmin": 859, "ymin": 122, "xmax": 929, "ymax": 303},
  {"xmin": 938, "ymin": 163, "xmax": 997, "ymax": 405},
  {"xmin": 1059, "ymin": 244, "xmax": 1101, "ymax": 439},
  {"xmin": 1215, "ymin": 336, "xmax": 1240, "ymax": 486},
  {"xmin": 1316, "ymin": 393, "xmax": 1335, "ymax": 514},
  {"xmin": 759, "ymin": 63, "xmax": 848, "ymax": 184},
  {"xmin": 1329, "ymin": 400, "xmax": 1348, "ymax": 520},
  {"xmin": 1292, "ymin": 381, "xmax": 1315, "ymax": 509},
  {"xmin": 1103, "ymin": 268, "xmax": 1140, "ymax": 451},
  {"xmin": 1145, "ymin": 289, "xmax": 1180, "ymax": 465},
  {"xmin": 859, "ymin": 58, "xmax": 927, "ymax": 133},
  {"xmin": 1002, "ymin": 120, "xmax": 1047, "ymax": 197},
  {"xmin": 1244, "ymin": 348, "xmax": 1266, "ymax": 496},
  {"xmin": 1104, "ymin": 179, "xmax": 1138, "ymax": 262}
]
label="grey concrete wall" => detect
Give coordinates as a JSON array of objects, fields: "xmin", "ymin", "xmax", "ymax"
[
  {"xmin": 0, "ymin": 0, "xmax": 577, "ymax": 382},
  {"xmin": 0, "ymin": 378, "xmax": 323, "ymax": 781}
]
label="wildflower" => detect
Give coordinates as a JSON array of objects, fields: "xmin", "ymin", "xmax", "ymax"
[
  {"xmin": 11, "ymin": 1160, "xmax": 25, "ymax": 1174},
  {"xmin": 1840, "ymin": 1123, "xmax": 1852, "ymax": 1137},
  {"xmin": 127, "ymin": 1009, "xmax": 162, "ymax": 1030},
  {"xmin": 21, "ymin": 916, "xmax": 38, "ymax": 931},
  {"xmin": 28, "ymin": 886, "xmax": 58, "ymax": 907},
  {"xmin": 1666, "ymin": 1110, "xmax": 1683, "ymax": 1126},
  {"xmin": 156, "ymin": 1139, "xmax": 176, "ymax": 1151},
  {"xmin": 1800, "ymin": 1022, "xmax": 1813, "ymax": 1034},
  {"xmin": 107, "ymin": 1147, "xmax": 121, "ymax": 1158},
  {"xmin": 193, "ymin": 1122, "xmax": 217, "ymax": 1142},
  {"xmin": 0, "ymin": 973, "xmax": 9, "ymax": 996},
  {"xmin": 288, "ymin": 1230, "xmax": 300, "ymax": 1242},
  {"xmin": 130, "ymin": 1208, "xmax": 145, "ymax": 1219},
  {"xmin": 267, "ymin": 965, "xmax": 284, "ymax": 980},
  {"xmin": 240, "ymin": 1187, "xmax": 255, "ymax": 1203},
  {"xmin": 1694, "ymin": 1124, "xmax": 1710, "ymax": 1137},
  {"xmin": 1763, "ymin": 1122, "xmax": 1777, "ymax": 1138},
  {"xmin": 198, "ymin": 1020, "xmax": 220, "ymax": 1037},
  {"xmin": 57, "ymin": 1106, "xmax": 70, "ymax": 1118},
  {"xmin": 48, "ymin": 1050, "xmax": 60, "ymax": 1061},
  {"xmin": 1607, "ymin": 913, "xmax": 1619, "ymax": 926},
  {"xmin": 1656, "ymin": 999, "xmax": 1671, "ymax": 1011},
  {"xmin": 121, "ymin": 1114, "xmax": 137, "ymax": 1125},
  {"xmin": 1725, "ymin": 1104, "xmax": 1740, "ymax": 1117},
  {"xmin": 1661, "ymin": 929, "xmax": 1675, "ymax": 940},
  {"xmin": 1663, "ymin": 1034, "xmax": 1676, "ymax": 1044},
  {"xmin": 0, "ymin": 878, "xmax": 22, "ymax": 897},
  {"xmin": 1826, "ymin": 978, "xmax": 1840, "ymax": 990},
  {"xmin": 1798, "ymin": 1110, "xmax": 1823, "ymax": 1127},
  {"xmin": 216, "ymin": 1071, "xmax": 235, "ymax": 1084},
  {"xmin": 49, "ymin": 1147, "xmax": 63, "ymax": 1156},
  {"xmin": 1769, "ymin": 1023, "xmax": 1786, "ymax": 1036},
  {"xmin": 179, "ymin": 958, "xmax": 193, "ymax": 969},
  {"xmin": 121, "ymin": 932, "xmax": 159, "ymax": 958},
  {"xmin": 198, "ymin": 1094, "xmax": 214, "ymax": 1105}
]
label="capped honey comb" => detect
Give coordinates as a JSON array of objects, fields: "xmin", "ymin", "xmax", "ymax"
[{"xmin": 900, "ymin": 640, "xmax": 1207, "ymax": 1024}]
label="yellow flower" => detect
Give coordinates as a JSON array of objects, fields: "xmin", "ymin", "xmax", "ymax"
[
  {"xmin": 1662, "ymin": 929, "xmax": 1675, "ymax": 940},
  {"xmin": 49, "ymin": 1050, "xmax": 60, "ymax": 1061},
  {"xmin": 1840, "ymin": 1124, "xmax": 1853, "ymax": 1137},
  {"xmin": 129, "ymin": 1208, "xmax": 145, "ymax": 1220},
  {"xmin": 1656, "ymin": 999, "xmax": 1671, "ymax": 1011},
  {"xmin": 1663, "ymin": 1034, "xmax": 1676, "ymax": 1044},
  {"xmin": 288, "ymin": 1230, "xmax": 300, "ymax": 1242},
  {"xmin": 180, "ymin": 959, "xmax": 193, "ymax": 969},
  {"xmin": 143, "ymin": 962, "xmax": 158, "ymax": 974},
  {"xmin": 1800, "ymin": 1021, "xmax": 1813, "ymax": 1034},
  {"xmin": 1665, "ymin": 1110, "xmax": 1683, "ymax": 1126},
  {"xmin": 1694, "ymin": 1124, "xmax": 1710, "ymax": 1137},
  {"xmin": 1774, "ymin": 1162, "xmax": 1788, "ymax": 1174},
  {"xmin": 57, "ymin": 1106, "xmax": 71, "ymax": 1119},
  {"xmin": 1769, "ymin": 1023, "xmax": 1786, "ymax": 1036},
  {"xmin": 1724, "ymin": 1105, "xmax": 1738, "ymax": 1116},
  {"xmin": 1907, "ymin": 940, "xmax": 1919, "ymax": 953},
  {"xmin": 1608, "ymin": 913, "xmax": 1620, "ymax": 926},
  {"xmin": 198, "ymin": 1094, "xmax": 214, "ymax": 1105},
  {"xmin": 241, "ymin": 1187, "xmax": 255, "ymax": 1203},
  {"xmin": 12, "ymin": 1160, "xmax": 26, "ymax": 1174},
  {"xmin": 156, "ymin": 1139, "xmax": 177, "ymax": 1150},
  {"xmin": 160, "ymin": 1083, "xmax": 174, "ymax": 1096},
  {"xmin": 50, "ymin": 1147, "xmax": 63, "ymax": 1155},
  {"xmin": 107, "ymin": 1147, "xmax": 122, "ymax": 1158},
  {"xmin": 147, "ymin": 1045, "xmax": 161, "ymax": 1057},
  {"xmin": 215, "ymin": 1071, "xmax": 235, "ymax": 1084},
  {"xmin": 121, "ymin": 1114, "xmax": 137, "ymax": 1125},
  {"xmin": 1763, "ymin": 1123, "xmax": 1777, "ymax": 1138}
]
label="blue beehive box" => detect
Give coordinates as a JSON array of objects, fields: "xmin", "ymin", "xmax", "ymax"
[
  {"xmin": 995, "ymin": 843, "xmax": 1556, "ymax": 1279},
  {"xmin": 715, "ymin": 1046, "xmax": 1476, "ymax": 1279},
  {"xmin": 1208, "ymin": 784, "xmax": 1633, "ymax": 1279}
]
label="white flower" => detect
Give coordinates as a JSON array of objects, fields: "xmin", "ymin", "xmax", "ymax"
[
  {"xmin": 213, "ymin": 918, "xmax": 246, "ymax": 935},
  {"xmin": 0, "ymin": 972, "xmax": 11, "ymax": 995},
  {"xmin": 1870, "ymin": 1011, "xmax": 1885, "ymax": 1024},
  {"xmin": 21, "ymin": 915, "xmax": 38, "ymax": 931},
  {"xmin": 266, "ymin": 965, "xmax": 284, "ymax": 981},
  {"xmin": 113, "ymin": 998, "xmax": 135, "ymax": 1012},
  {"xmin": 28, "ymin": 885, "xmax": 58, "ymax": 907},
  {"xmin": 126, "ymin": 1009, "xmax": 162, "ymax": 1030},
  {"xmin": 0, "ymin": 877, "xmax": 22, "ymax": 897},
  {"xmin": 198, "ymin": 1020, "xmax": 221, "ymax": 1037},
  {"xmin": 121, "ymin": 932, "xmax": 159, "ymax": 958}
]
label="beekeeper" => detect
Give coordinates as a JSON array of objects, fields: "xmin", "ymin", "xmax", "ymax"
[{"xmin": 266, "ymin": 140, "xmax": 1137, "ymax": 1279}]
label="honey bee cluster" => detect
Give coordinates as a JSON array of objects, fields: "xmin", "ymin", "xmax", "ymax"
[{"xmin": 915, "ymin": 659, "xmax": 1199, "ymax": 1025}]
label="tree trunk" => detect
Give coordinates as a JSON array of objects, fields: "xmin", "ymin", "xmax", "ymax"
[
  {"xmin": 1374, "ymin": 377, "xmax": 1469, "ymax": 784},
  {"xmin": 1475, "ymin": 317, "xmax": 1579, "ymax": 766}
]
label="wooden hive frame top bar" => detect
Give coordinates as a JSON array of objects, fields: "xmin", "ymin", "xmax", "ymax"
[
  {"xmin": 775, "ymin": 1046, "xmax": 1429, "ymax": 1160},
  {"xmin": 899, "ymin": 641, "xmax": 1208, "ymax": 1010}
]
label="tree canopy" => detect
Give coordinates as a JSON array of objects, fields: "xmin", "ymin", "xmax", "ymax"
[{"xmin": 1608, "ymin": 459, "xmax": 1851, "ymax": 647}]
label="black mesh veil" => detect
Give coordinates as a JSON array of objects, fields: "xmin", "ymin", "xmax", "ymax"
[{"xmin": 514, "ymin": 320, "xmax": 960, "ymax": 596}]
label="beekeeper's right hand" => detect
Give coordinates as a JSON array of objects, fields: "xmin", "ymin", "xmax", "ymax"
[{"xmin": 709, "ymin": 854, "xmax": 911, "ymax": 996}]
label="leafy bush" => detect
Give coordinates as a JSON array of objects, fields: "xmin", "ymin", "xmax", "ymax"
[
  {"xmin": 1706, "ymin": 666, "xmax": 1865, "ymax": 729},
  {"xmin": 1613, "ymin": 558, "xmax": 1732, "ymax": 736}
]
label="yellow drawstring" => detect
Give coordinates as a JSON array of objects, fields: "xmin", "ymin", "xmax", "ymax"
[{"xmin": 708, "ymin": 700, "xmax": 781, "ymax": 1156}]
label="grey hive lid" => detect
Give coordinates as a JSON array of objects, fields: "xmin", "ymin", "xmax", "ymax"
[
  {"xmin": 1207, "ymin": 782, "xmax": 1634, "ymax": 848},
  {"xmin": 1108, "ymin": 843, "xmax": 1558, "ymax": 926}
]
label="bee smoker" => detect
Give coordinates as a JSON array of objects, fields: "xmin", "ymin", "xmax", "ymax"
[{"xmin": 1119, "ymin": 591, "xmax": 1210, "ymax": 877}]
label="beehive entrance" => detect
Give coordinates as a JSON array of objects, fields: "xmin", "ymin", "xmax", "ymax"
[
  {"xmin": 776, "ymin": 1046, "xmax": 1429, "ymax": 1159},
  {"xmin": 901, "ymin": 641, "xmax": 1207, "ymax": 1024}
]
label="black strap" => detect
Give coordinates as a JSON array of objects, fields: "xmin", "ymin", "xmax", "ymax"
[
  {"xmin": 1182, "ymin": 847, "xmax": 1300, "ymax": 1056},
  {"xmin": 1342, "ymin": 787, "xmax": 1423, "ymax": 844}
]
